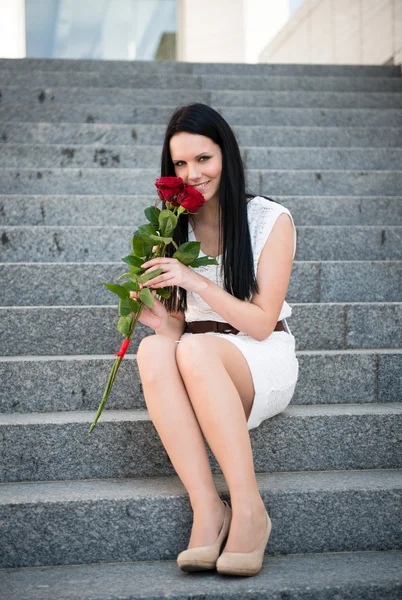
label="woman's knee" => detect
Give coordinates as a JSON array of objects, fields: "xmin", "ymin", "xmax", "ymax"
[
  {"xmin": 176, "ymin": 335, "xmax": 215, "ymax": 376},
  {"xmin": 136, "ymin": 334, "xmax": 178, "ymax": 381}
]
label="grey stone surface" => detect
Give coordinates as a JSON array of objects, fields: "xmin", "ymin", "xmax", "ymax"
[
  {"xmin": 0, "ymin": 194, "xmax": 154, "ymax": 226},
  {"xmin": 245, "ymin": 147, "xmax": 402, "ymax": 170},
  {"xmin": 293, "ymin": 350, "xmax": 377, "ymax": 405},
  {"xmin": 280, "ymin": 196, "xmax": 402, "ymax": 225},
  {"xmin": 295, "ymin": 226, "xmax": 402, "ymax": 260},
  {"xmin": 0, "ymin": 355, "xmax": 143, "ymax": 413},
  {"xmin": 3, "ymin": 85, "xmax": 402, "ymax": 108},
  {"xmin": 4, "ymin": 57, "xmax": 401, "ymax": 74},
  {"xmin": 0, "ymin": 70, "xmax": 203, "ymax": 89},
  {"xmin": 1, "ymin": 350, "xmax": 401, "ymax": 413},
  {"xmin": 320, "ymin": 261, "xmax": 402, "ymax": 302},
  {"xmin": 0, "ymin": 469, "xmax": 401, "ymax": 568},
  {"xmin": 2, "ymin": 195, "xmax": 401, "ymax": 227},
  {"xmin": 2, "ymin": 122, "xmax": 402, "ymax": 147},
  {"xmin": 0, "ymin": 55, "xmax": 401, "ymax": 583},
  {"xmin": 1, "ymin": 551, "xmax": 402, "ymax": 600},
  {"xmin": 0, "ymin": 305, "xmax": 151, "ymax": 356},
  {"xmin": 347, "ymin": 303, "xmax": 402, "ymax": 348},
  {"xmin": 2, "ymin": 144, "xmax": 402, "ymax": 171},
  {"xmin": 2, "ymin": 351, "xmax": 401, "ymax": 414},
  {"xmin": 0, "ymin": 58, "xmax": 193, "ymax": 74},
  {"xmin": 261, "ymin": 170, "xmax": 402, "ymax": 196},
  {"xmin": 2, "ymin": 261, "xmax": 402, "ymax": 307},
  {"xmin": 2, "ymin": 225, "xmax": 401, "ymax": 262},
  {"xmin": 1, "ymin": 70, "xmax": 401, "ymax": 91},
  {"xmin": 379, "ymin": 354, "xmax": 402, "ymax": 402},
  {"xmin": 220, "ymin": 107, "xmax": 402, "ymax": 127},
  {"xmin": 0, "ymin": 167, "xmax": 260, "ymax": 196},
  {"xmin": 2, "ymin": 57, "xmax": 400, "ymax": 76},
  {"xmin": 1, "ymin": 404, "xmax": 402, "ymax": 483},
  {"xmin": 1, "ymin": 104, "xmax": 402, "ymax": 127},
  {"xmin": 2, "ymin": 303, "xmax": 400, "ymax": 355}
]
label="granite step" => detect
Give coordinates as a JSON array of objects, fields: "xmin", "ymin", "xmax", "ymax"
[
  {"xmin": 3, "ymin": 86, "xmax": 402, "ymax": 108},
  {"xmin": 1, "ymin": 349, "xmax": 400, "ymax": 414},
  {"xmin": 1, "ymin": 168, "xmax": 402, "ymax": 196},
  {"xmin": 2, "ymin": 550, "xmax": 402, "ymax": 600},
  {"xmin": 2, "ymin": 144, "xmax": 402, "ymax": 171},
  {"xmin": 1, "ymin": 70, "xmax": 401, "ymax": 92},
  {"xmin": 1, "ymin": 225, "xmax": 401, "ymax": 262},
  {"xmin": 1, "ymin": 195, "xmax": 401, "ymax": 226},
  {"xmin": 1, "ymin": 58, "xmax": 400, "ymax": 76},
  {"xmin": 1, "ymin": 104, "xmax": 402, "ymax": 127},
  {"xmin": 2, "ymin": 122, "xmax": 402, "ymax": 147},
  {"xmin": 0, "ymin": 303, "xmax": 400, "ymax": 356},
  {"xmin": 0, "ymin": 469, "xmax": 401, "ymax": 568},
  {"xmin": 1, "ymin": 404, "xmax": 401, "ymax": 483},
  {"xmin": 1, "ymin": 261, "xmax": 401, "ymax": 306}
]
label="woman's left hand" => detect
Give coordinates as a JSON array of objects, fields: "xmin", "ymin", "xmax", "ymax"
[{"xmin": 139, "ymin": 257, "xmax": 207, "ymax": 294}]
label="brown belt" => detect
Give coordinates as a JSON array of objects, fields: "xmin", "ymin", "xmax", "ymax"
[{"xmin": 184, "ymin": 320, "xmax": 286, "ymax": 335}]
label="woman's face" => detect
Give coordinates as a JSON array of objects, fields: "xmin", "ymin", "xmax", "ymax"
[{"xmin": 169, "ymin": 132, "xmax": 222, "ymax": 204}]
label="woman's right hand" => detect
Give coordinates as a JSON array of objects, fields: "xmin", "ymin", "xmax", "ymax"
[{"xmin": 130, "ymin": 285, "xmax": 170, "ymax": 331}]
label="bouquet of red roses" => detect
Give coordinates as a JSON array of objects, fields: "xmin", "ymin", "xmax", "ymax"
[{"xmin": 89, "ymin": 176, "xmax": 218, "ymax": 433}]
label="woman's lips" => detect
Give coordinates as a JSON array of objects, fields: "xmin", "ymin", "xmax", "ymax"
[{"xmin": 192, "ymin": 181, "xmax": 210, "ymax": 190}]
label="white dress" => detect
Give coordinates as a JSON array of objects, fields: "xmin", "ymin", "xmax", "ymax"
[{"xmin": 176, "ymin": 195, "xmax": 299, "ymax": 431}]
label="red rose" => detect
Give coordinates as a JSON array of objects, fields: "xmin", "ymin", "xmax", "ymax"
[
  {"xmin": 177, "ymin": 184, "xmax": 206, "ymax": 213},
  {"xmin": 154, "ymin": 177, "xmax": 184, "ymax": 206}
]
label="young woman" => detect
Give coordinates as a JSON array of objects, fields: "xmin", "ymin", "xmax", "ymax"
[{"xmin": 131, "ymin": 103, "xmax": 299, "ymax": 577}]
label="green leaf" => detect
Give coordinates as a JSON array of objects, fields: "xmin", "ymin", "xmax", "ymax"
[
  {"xmin": 189, "ymin": 256, "xmax": 220, "ymax": 267},
  {"xmin": 104, "ymin": 283, "xmax": 130, "ymax": 299},
  {"xmin": 137, "ymin": 223, "xmax": 158, "ymax": 242},
  {"xmin": 173, "ymin": 241, "xmax": 201, "ymax": 265},
  {"xmin": 144, "ymin": 206, "xmax": 161, "ymax": 228},
  {"xmin": 116, "ymin": 272, "xmax": 131, "ymax": 280},
  {"xmin": 139, "ymin": 287, "xmax": 154, "ymax": 308},
  {"xmin": 156, "ymin": 288, "xmax": 171, "ymax": 298},
  {"xmin": 132, "ymin": 234, "xmax": 153, "ymax": 257},
  {"xmin": 121, "ymin": 280, "xmax": 139, "ymax": 292},
  {"xmin": 177, "ymin": 205, "xmax": 186, "ymax": 217},
  {"xmin": 137, "ymin": 268, "xmax": 164, "ymax": 284},
  {"xmin": 149, "ymin": 234, "xmax": 173, "ymax": 245},
  {"xmin": 122, "ymin": 254, "xmax": 144, "ymax": 268},
  {"xmin": 119, "ymin": 297, "xmax": 140, "ymax": 316},
  {"xmin": 158, "ymin": 209, "xmax": 177, "ymax": 237},
  {"xmin": 117, "ymin": 316, "xmax": 132, "ymax": 336}
]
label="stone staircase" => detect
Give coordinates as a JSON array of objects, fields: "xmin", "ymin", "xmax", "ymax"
[{"xmin": 0, "ymin": 58, "xmax": 401, "ymax": 599}]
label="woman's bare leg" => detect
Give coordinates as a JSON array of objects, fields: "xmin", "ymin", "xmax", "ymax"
[
  {"xmin": 136, "ymin": 334, "xmax": 227, "ymax": 548},
  {"xmin": 176, "ymin": 334, "xmax": 268, "ymax": 553}
]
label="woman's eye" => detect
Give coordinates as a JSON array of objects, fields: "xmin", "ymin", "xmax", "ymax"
[{"xmin": 174, "ymin": 157, "xmax": 209, "ymax": 167}]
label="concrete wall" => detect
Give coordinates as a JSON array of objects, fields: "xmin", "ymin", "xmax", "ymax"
[
  {"xmin": 177, "ymin": 0, "xmax": 289, "ymax": 63},
  {"xmin": 258, "ymin": 0, "xmax": 402, "ymax": 65},
  {"xmin": 0, "ymin": 0, "xmax": 26, "ymax": 58}
]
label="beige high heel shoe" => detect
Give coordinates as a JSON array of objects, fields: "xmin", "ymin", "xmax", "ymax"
[
  {"xmin": 216, "ymin": 510, "xmax": 272, "ymax": 576},
  {"xmin": 177, "ymin": 500, "xmax": 232, "ymax": 572}
]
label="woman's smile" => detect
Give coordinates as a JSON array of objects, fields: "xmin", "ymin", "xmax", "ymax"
[{"xmin": 192, "ymin": 181, "xmax": 210, "ymax": 190}]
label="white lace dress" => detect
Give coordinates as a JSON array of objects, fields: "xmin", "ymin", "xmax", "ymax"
[{"xmin": 176, "ymin": 195, "xmax": 299, "ymax": 431}]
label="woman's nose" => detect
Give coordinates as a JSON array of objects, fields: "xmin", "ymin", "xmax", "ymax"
[{"xmin": 187, "ymin": 162, "xmax": 201, "ymax": 181}]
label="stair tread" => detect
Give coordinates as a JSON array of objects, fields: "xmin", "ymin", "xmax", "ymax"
[
  {"xmin": 1, "ymin": 550, "xmax": 402, "ymax": 600},
  {"xmin": 1, "ymin": 468, "xmax": 401, "ymax": 505},
  {"xmin": 1, "ymin": 403, "xmax": 401, "ymax": 426}
]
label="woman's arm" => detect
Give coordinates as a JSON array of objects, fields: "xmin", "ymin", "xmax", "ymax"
[{"xmin": 195, "ymin": 213, "xmax": 295, "ymax": 341}]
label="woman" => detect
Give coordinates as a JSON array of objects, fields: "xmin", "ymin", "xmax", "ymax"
[{"xmin": 131, "ymin": 103, "xmax": 299, "ymax": 577}]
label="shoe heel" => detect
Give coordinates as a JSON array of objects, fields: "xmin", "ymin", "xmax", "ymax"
[
  {"xmin": 177, "ymin": 500, "xmax": 232, "ymax": 572},
  {"xmin": 216, "ymin": 510, "xmax": 272, "ymax": 576}
]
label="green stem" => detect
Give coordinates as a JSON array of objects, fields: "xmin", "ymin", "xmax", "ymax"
[{"xmin": 88, "ymin": 303, "xmax": 144, "ymax": 434}]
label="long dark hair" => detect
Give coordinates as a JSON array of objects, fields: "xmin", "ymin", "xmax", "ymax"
[{"xmin": 158, "ymin": 102, "xmax": 278, "ymax": 313}]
